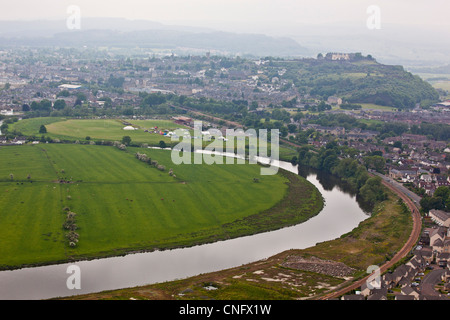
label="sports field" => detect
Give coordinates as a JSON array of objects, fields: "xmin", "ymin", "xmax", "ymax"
[{"xmin": 0, "ymin": 144, "xmax": 322, "ymax": 269}]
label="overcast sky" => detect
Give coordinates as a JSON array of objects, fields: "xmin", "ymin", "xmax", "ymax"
[{"xmin": 1, "ymin": 0, "xmax": 449, "ymax": 29}]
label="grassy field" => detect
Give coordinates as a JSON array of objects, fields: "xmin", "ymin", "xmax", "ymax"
[
  {"xmin": 65, "ymin": 187, "xmax": 412, "ymax": 300},
  {"xmin": 9, "ymin": 117, "xmax": 65, "ymax": 136},
  {"xmin": 8, "ymin": 117, "xmax": 185, "ymax": 146},
  {"xmin": 358, "ymin": 103, "xmax": 397, "ymax": 112},
  {"xmin": 39, "ymin": 118, "xmax": 183, "ymax": 146},
  {"xmin": 9, "ymin": 117, "xmax": 299, "ymax": 162},
  {"xmin": 0, "ymin": 143, "xmax": 322, "ymax": 269}
]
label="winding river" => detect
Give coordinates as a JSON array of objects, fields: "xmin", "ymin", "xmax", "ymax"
[{"xmin": 0, "ymin": 157, "xmax": 370, "ymax": 300}]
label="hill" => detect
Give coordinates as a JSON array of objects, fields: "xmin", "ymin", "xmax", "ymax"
[
  {"xmin": 271, "ymin": 56, "xmax": 440, "ymax": 109},
  {"xmin": 0, "ymin": 18, "xmax": 309, "ymax": 57}
]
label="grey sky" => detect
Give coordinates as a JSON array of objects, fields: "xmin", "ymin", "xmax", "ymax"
[{"xmin": 1, "ymin": 0, "xmax": 448, "ymax": 28}]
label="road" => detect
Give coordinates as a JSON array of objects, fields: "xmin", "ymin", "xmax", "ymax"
[
  {"xmin": 371, "ymin": 171, "xmax": 422, "ymax": 204},
  {"xmin": 420, "ymin": 268, "xmax": 449, "ymax": 299},
  {"xmin": 320, "ymin": 172, "xmax": 423, "ymax": 300}
]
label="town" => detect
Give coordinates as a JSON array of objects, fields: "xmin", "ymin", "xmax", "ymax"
[{"xmin": 1, "ymin": 47, "xmax": 450, "ymax": 300}]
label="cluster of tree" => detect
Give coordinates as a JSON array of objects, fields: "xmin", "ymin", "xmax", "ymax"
[
  {"xmin": 113, "ymin": 140, "xmax": 127, "ymax": 151},
  {"xmin": 410, "ymin": 123, "xmax": 450, "ymax": 141},
  {"xmin": 62, "ymin": 208, "xmax": 79, "ymax": 247},
  {"xmin": 420, "ymin": 186, "xmax": 450, "ymax": 213},
  {"xmin": 303, "ymin": 101, "xmax": 332, "ymax": 112},
  {"xmin": 107, "ymin": 74, "xmax": 125, "ymax": 88},
  {"xmin": 297, "ymin": 141, "xmax": 387, "ymax": 206},
  {"xmin": 135, "ymin": 152, "xmax": 151, "ymax": 164},
  {"xmin": 30, "ymin": 99, "xmax": 52, "ymax": 112},
  {"xmin": 0, "ymin": 117, "xmax": 18, "ymax": 133}
]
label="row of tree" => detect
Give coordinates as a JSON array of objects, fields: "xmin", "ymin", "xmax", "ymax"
[{"xmin": 297, "ymin": 142, "xmax": 387, "ymax": 206}]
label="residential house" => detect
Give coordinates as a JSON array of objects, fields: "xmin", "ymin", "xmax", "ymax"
[
  {"xmin": 420, "ymin": 182, "xmax": 436, "ymax": 196},
  {"xmin": 430, "ymin": 227, "xmax": 447, "ymax": 247},
  {"xmin": 406, "ymin": 255, "xmax": 425, "ymax": 271},
  {"xmin": 367, "ymin": 292, "xmax": 388, "ymax": 300},
  {"xmin": 437, "ymin": 252, "xmax": 450, "ymax": 268},
  {"xmin": 401, "ymin": 286, "xmax": 420, "ymax": 300},
  {"xmin": 429, "ymin": 210, "xmax": 450, "ymax": 227},
  {"xmin": 391, "ymin": 265, "xmax": 414, "ymax": 287},
  {"xmin": 395, "ymin": 295, "xmax": 415, "ymax": 300},
  {"xmin": 418, "ymin": 246, "xmax": 434, "ymax": 265},
  {"xmin": 341, "ymin": 294, "xmax": 364, "ymax": 300},
  {"xmin": 444, "ymin": 239, "xmax": 450, "ymax": 254},
  {"xmin": 382, "ymin": 272, "xmax": 395, "ymax": 290},
  {"xmin": 365, "ymin": 287, "xmax": 388, "ymax": 300}
]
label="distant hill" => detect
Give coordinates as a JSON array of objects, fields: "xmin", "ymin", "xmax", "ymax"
[
  {"xmin": 272, "ymin": 56, "xmax": 440, "ymax": 109},
  {"xmin": 0, "ymin": 18, "xmax": 309, "ymax": 57}
]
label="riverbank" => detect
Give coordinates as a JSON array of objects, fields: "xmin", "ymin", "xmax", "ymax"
[
  {"xmin": 63, "ymin": 183, "xmax": 412, "ymax": 300},
  {"xmin": 0, "ymin": 158, "xmax": 370, "ymax": 300}
]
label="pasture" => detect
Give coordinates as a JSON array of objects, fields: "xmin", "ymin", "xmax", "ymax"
[{"xmin": 0, "ymin": 144, "xmax": 322, "ymax": 268}]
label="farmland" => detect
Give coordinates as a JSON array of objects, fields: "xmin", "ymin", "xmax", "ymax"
[
  {"xmin": 0, "ymin": 143, "xmax": 323, "ymax": 269},
  {"xmin": 10, "ymin": 118, "xmax": 184, "ymax": 146}
]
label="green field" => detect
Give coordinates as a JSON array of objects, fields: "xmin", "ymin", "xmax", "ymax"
[
  {"xmin": 0, "ymin": 144, "xmax": 323, "ymax": 269},
  {"xmin": 9, "ymin": 117, "xmax": 298, "ymax": 161},
  {"xmin": 358, "ymin": 103, "xmax": 397, "ymax": 112},
  {"xmin": 9, "ymin": 118, "xmax": 185, "ymax": 146}
]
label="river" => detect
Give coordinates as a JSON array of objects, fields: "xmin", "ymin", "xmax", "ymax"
[{"xmin": 0, "ymin": 158, "xmax": 370, "ymax": 300}]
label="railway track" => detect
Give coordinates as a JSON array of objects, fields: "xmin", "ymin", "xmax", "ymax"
[{"xmin": 319, "ymin": 175, "xmax": 422, "ymax": 300}]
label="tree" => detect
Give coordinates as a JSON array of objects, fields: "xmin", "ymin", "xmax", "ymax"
[
  {"xmin": 57, "ymin": 90, "xmax": 70, "ymax": 98},
  {"xmin": 122, "ymin": 136, "xmax": 131, "ymax": 146},
  {"xmin": 159, "ymin": 140, "xmax": 167, "ymax": 148},
  {"xmin": 287, "ymin": 124, "xmax": 297, "ymax": 134},
  {"xmin": 53, "ymin": 99, "xmax": 67, "ymax": 110},
  {"xmin": 393, "ymin": 141, "xmax": 403, "ymax": 149},
  {"xmin": 360, "ymin": 176, "xmax": 387, "ymax": 205},
  {"xmin": 39, "ymin": 125, "xmax": 47, "ymax": 134},
  {"xmin": 280, "ymin": 126, "xmax": 288, "ymax": 138},
  {"xmin": 363, "ymin": 155, "xmax": 386, "ymax": 173},
  {"xmin": 39, "ymin": 99, "xmax": 52, "ymax": 111}
]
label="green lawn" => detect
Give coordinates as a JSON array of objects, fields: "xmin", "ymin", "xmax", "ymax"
[
  {"xmin": 8, "ymin": 117, "xmax": 65, "ymax": 136},
  {"xmin": 10, "ymin": 117, "xmax": 297, "ymax": 162},
  {"xmin": 0, "ymin": 144, "xmax": 322, "ymax": 269},
  {"xmin": 9, "ymin": 118, "xmax": 186, "ymax": 146},
  {"xmin": 45, "ymin": 119, "xmax": 184, "ymax": 145},
  {"xmin": 358, "ymin": 103, "xmax": 396, "ymax": 112}
]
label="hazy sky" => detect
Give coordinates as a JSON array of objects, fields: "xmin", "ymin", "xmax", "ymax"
[{"xmin": 1, "ymin": 0, "xmax": 449, "ymax": 29}]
